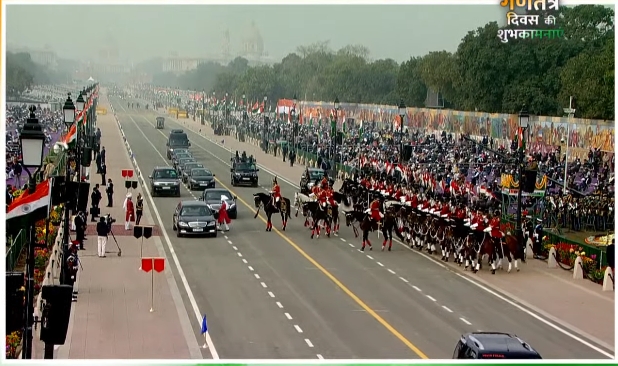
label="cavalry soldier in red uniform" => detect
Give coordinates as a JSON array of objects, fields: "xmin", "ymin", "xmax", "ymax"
[
  {"xmin": 325, "ymin": 186, "xmax": 337, "ymax": 207},
  {"xmin": 393, "ymin": 186, "xmax": 403, "ymax": 200},
  {"xmin": 368, "ymin": 195, "xmax": 384, "ymax": 222},
  {"xmin": 311, "ymin": 180, "xmax": 321, "ymax": 197},
  {"xmin": 320, "ymin": 175, "xmax": 329, "ymax": 190},
  {"xmin": 317, "ymin": 186, "xmax": 329, "ymax": 208},
  {"xmin": 271, "ymin": 177, "xmax": 282, "ymax": 210}
]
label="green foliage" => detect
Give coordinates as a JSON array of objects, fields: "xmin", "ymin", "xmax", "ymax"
[
  {"xmin": 6, "ymin": 52, "xmax": 69, "ymax": 97},
  {"xmin": 163, "ymin": 5, "xmax": 613, "ymax": 119}
]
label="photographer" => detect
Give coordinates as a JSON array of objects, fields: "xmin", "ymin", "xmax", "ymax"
[{"xmin": 96, "ymin": 216, "xmax": 109, "ymax": 258}]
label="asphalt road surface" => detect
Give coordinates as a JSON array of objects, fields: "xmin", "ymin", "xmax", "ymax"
[{"xmin": 111, "ymin": 98, "xmax": 613, "ymax": 360}]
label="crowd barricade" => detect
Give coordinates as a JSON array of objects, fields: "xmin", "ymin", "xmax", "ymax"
[
  {"xmin": 96, "ymin": 107, "xmax": 107, "ymax": 115},
  {"xmin": 177, "ymin": 111, "xmax": 188, "ymax": 118},
  {"xmin": 547, "ymin": 246, "xmax": 614, "ymax": 291}
]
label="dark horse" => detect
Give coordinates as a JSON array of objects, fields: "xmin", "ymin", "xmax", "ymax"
[
  {"xmin": 345, "ymin": 209, "xmax": 403, "ymax": 251},
  {"xmin": 253, "ymin": 192, "xmax": 291, "ymax": 231},
  {"xmin": 302, "ymin": 201, "xmax": 333, "ymax": 239}
]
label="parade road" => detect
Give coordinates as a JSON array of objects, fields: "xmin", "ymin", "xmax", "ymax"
[{"xmin": 111, "ymin": 97, "xmax": 613, "ymax": 360}]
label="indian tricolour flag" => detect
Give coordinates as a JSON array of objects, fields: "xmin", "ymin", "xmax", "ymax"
[
  {"xmin": 7, "ymin": 178, "xmax": 53, "ymax": 225},
  {"xmin": 58, "ymin": 124, "xmax": 77, "ymax": 149}
]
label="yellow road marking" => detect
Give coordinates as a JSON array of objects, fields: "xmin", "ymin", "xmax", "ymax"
[{"xmin": 125, "ymin": 107, "xmax": 429, "ymax": 359}]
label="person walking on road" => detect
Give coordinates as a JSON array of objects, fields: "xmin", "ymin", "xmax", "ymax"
[
  {"xmin": 135, "ymin": 193, "xmax": 144, "ymax": 225},
  {"xmin": 96, "ymin": 216, "xmax": 108, "ymax": 258},
  {"xmin": 217, "ymin": 195, "xmax": 231, "ymax": 232},
  {"xmin": 123, "ymin": 192, "xmax": 135, "ymax": 230},
  {"xmin": 106, "ymin": 178, "xmax": 114, "ymax": 207}
]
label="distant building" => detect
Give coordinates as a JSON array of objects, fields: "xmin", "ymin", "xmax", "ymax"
[{"xmin": 162, "ymin": 58, "xmax": 209, "ymax": 74}]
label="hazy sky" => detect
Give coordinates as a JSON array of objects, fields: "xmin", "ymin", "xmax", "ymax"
[{"xmin": 6, "ymin": 5, "xmax": 503, "ymax": 63}]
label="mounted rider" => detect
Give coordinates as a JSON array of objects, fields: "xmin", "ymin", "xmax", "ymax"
[
  {"xmin": 271, "ymin": 177, "xmax": 282, "ymax": 210},
  {"xmin": 488, "ymin": 211, "xmax": 504, "ymax": 240},
  {"xmin": 366, "ymin": 193, "xmax": 384, "ymax": 222}
]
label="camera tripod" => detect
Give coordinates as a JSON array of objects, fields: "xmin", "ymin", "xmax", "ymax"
[{"xmin": 109, "ymin": 228, "xmax": 122, "ymax": 257}]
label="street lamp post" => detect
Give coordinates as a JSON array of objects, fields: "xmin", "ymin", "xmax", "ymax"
[
  {"xmin": 60, "ymin": 94, "xmax": 76, "ymax": 286},
  {"xmin": 19, "ymin": 106, "xmax": 47, "ymax": 359},
  {"xmin": 398, "ymin": 99, "xmax": 406, "ymax": 159},
  {"xmin": 263, "ymin": 95, "xmax": 268, "ymax": 152},
  {"xmin": 292, "ymin": 93, "xmax": 298, "ymax": 154},
  {"xmin": 515, "ymin": 106, "xmax": 529, "ymax": 259},
  {"xmin": 75, "ymin": 92, "xmax": 85, "ymax": 179},
  {"xmin": 225, "ymin": 92, "xmax": 229, "ymax": 130},
  {"xmin": 201, "ymin": 89, "xmax": 206, "ymax": 125},
  {"xmin": 332, "ymin": 97, "xmax": 340, "ymax": 174}
]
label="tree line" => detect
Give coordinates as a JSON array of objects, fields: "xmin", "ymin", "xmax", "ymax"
[
  {"xmin": 6, "ymin": 52, "xmax": 71, "ymax": 97},
  {"xmin": 152, "ymin": 5, "xmax": 614, "ymax": 120}
]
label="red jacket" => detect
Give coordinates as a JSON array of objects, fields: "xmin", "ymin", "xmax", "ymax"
[
  {"xmin": 125, "ymin": 199, "xmax": 135, "ymax": 222},
  {"xmin": 489, "ymin": 217, "xmax": 503, "ymax": 238},
  {"xmin": 218, "ymin": 201, "xmax": 231, "ymax": 224},
  {"xmin": 410, "ymin": 195, "xmax": 418, "ymax": 207},
  {"xmin": 370, "ymin": 199, "xmax": 382, "ymax": 221},
  {"xmin": 394, "ymin": 189, "xmax": 403, "ymax": 200},
  {"xmin": 272, "ymin": 184, "xmax": 281, "ymax": 199}
]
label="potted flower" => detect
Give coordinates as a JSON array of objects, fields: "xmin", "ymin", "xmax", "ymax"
[{"xmin": 6, "ymin": 331, "xmax": 22, "ymax": 359}]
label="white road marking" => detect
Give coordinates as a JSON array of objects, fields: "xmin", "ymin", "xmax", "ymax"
[
  {"xmin": 426, "ymin": 295, "xmax": 437, "ymax": 302},
  {"xmin": 254, "ymin": 274, "xmax": 260, "ymax": 279},
  {"xmin": 237, "ymin": 252, "xmax": 243, "ymax": 257},
  {"xmin": 232, "ymin": 246, "xmax": 238, "ymax": 250},
  {"xmin": 305, "ymin": 339, "xmax": 314, "ymax": 348},
  {"xmin": 376, "ymin": 262, "xmax": 384, "ymax": 267},
  {"xmin": 316, "ymin": 354, "xmax": 324, "ymax": 359},
  {"xmin": 224, "ymin": 236, "xmax": 228, "ymax": 239},
  {"xmin": 399, "ymin": 277, "xmax": 409, "ymax": 283},
  {"xmin": 348, "ymin": 243, "xmax": 354, "ymax": 247},
  {"xmin": 442, "ymin": 306, "xmax": 453, "ymax": 313},
  {"xmin": 366, "ymin": 255, "xmax": 374, "ymax": 260},
  {"xmin": 260, "ymin": 282, "xmax": 267, "ymax": 288},
  {"xmin": 242, "ymin": 259, "xmax": 248, "ymax": 264},
  {"xmin": 460, "ymin": 317, "xmax": 472, "ymax": 325},
  {"xmin": 285, "ymin": 312, "xmax": 293, "ymax": 320},
  {"xmin": 117, "ymin": 109, "xmax": 219, "ymax": 358},
  {"xmin": 412, "ymin": 286, "xmax": 421, "ymax": 292},
  {"xmin": 227, "ymin": 240, "xmax": 233, "ymax": 245},
  {"xmin": 294, "ymin": 325, "xmax": 303, "ymax": 333},
  {"xmin": 387, "ymin": 269, "xmax": 396, "ymax": 274},
  {"xmin": 340, "ymin": 238, "xmax": 346, "ymax": 242},
  {"xmin": 276, "ymin": 302, "xmax": 283, "ymax": 309},
  {"xmin": 247, "ymin": 266, "xmax": 254, "ymax": 271},
  {"xmin": 267, "ymin": 291, "xmax": 275, "ymax": 298}
]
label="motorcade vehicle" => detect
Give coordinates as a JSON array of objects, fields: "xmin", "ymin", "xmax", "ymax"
[
  {"xmin": 187, "ymin": 168, "xmax": 216, "ymax": 190},
  {"xmin": 166, "ymin": 130, "xmax": 190, "ymax": 159},
  {"xmin": 452, "ymin": 332, "xmax": 542, "ymax": 359},
  {"xmin": 200, "ymin": 188, "xmax": 238, "ymax": 219},
  {"xmin": 149, "ymin": 167, "xmax": 181, "ymax": 197},
  {"xmin": 181, "ymin": 162, "xmax": 205, "ymax": 183},
  {"xmin": 172, "ymin": 201, "xmax": 217, "ymax": 237}
]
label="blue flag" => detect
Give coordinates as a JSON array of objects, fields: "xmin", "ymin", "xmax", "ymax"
[{"xmin": 201, "ymin": 315, "xmax": 208, "ymax": 334}]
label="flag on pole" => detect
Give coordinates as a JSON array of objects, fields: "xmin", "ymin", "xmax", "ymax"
[
  {"xmin": 7, "ymin": 178, "xmax": 52, "ymax": 226},
  {"xmin": 201, "ymin": 315, "xmax": 208, "ymax": 334},
  {"xmin": 201, "ymin": 314, "xmax": 209, "ymax": 349}
]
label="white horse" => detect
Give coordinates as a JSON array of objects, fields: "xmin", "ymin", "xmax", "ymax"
[{"xmin": 294, "ymin": 192, "xmax": 315, "ymax": 216}]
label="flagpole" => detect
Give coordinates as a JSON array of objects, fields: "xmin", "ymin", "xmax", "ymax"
[{"xmin": 202, "ymin": 332, "xmax": 208, "ymax": 349}]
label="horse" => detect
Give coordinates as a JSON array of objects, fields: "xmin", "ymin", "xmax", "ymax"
[
  {"xmin": 499, "ymin": 234, "xmax": 523, "ymax": 273},
  {"xmin": 474, "ymin": 232, "xmax": 498, "ymax": 274},
  {"xmin": 344, "ymin": 209, "xmax": 402, "ymax": 251},
  {"xmin": 294, "ymin": 192, "xmax": 314, "ymax": 218},
  {"xmin": 253, "ymin": 192, "xmax": 291, "ymax": 231},
  {"xmin": 303, "ymin": 201, "xmax": 333, "ymax": 239}
]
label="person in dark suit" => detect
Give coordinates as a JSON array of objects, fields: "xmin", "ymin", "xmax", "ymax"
[
  {"xmin": 95, "ymin": 152, "xmax": 102, "ymax": 173},
  {"xmin": 105, "ymin": 179, "xmax": 114, "ymax": 207},
  {"xmin": 607, "ymin": 240, "xmax": 614, "ymax": 270},
  {"xmin": 100, "ymin": 163, "xmax": 107, "ymax": 185},
  {"xmin": 74, "ymin": 212, "xmax": 86, "ymax": 250},
  {"xmin": 100, "ymin": 146, "xmax": 106, "ymax": 166},
  {"xmin": 90, "ymin": 185, "xmax": 102, "ymax": 222}
]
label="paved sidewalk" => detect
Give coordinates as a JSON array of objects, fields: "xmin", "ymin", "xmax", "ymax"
[
  {"xmin": 45, "ymin": 94, "xmax": 203, "ymax": 359},
  {"xmin": 174, "ymin": 115, "xmax": 615, "ymax": 346}
]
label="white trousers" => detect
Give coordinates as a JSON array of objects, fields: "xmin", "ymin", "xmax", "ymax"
[
  {"xmin": 97, "ymin": 236, "xmax": 107, "ymax": 257},
  {"xmin": 218, "ymin": 223, "xmax": 230, "ymax": 231},
  {"xmin": 125, "ymin": 220, "xmax": 131, "ymax": 230}
]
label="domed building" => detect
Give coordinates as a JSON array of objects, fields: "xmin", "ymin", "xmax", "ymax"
[{"xmin": 240, "ymin": 21, "xmax": 264, "ymax": 58}]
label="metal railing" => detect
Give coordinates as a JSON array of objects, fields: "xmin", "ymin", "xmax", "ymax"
[{"xmin": 6, "ymin": 229, "xmax": 27, "ymax": 272}]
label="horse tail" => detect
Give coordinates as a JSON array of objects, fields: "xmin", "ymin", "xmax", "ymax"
[{"xmin": 286, "ymin": 198, "xmax": 292, "ymax": 220}]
